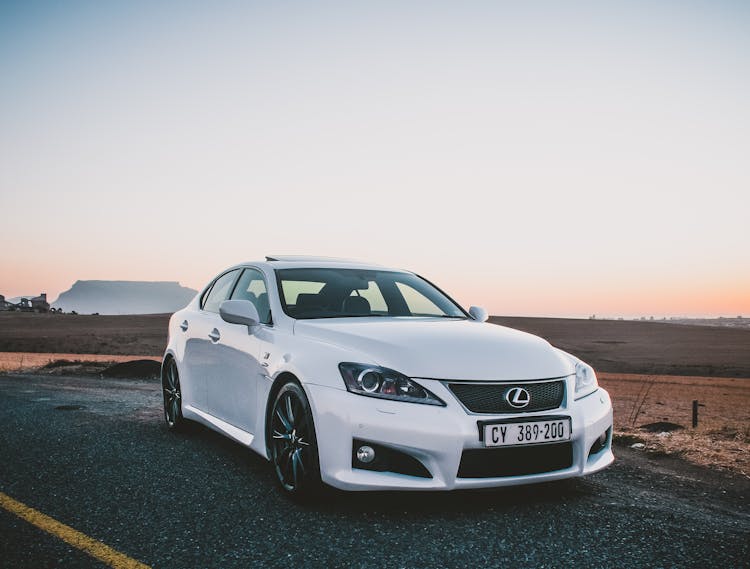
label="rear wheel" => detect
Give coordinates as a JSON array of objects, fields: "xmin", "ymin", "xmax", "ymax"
[
  {"xmin": 269, "ymin": 382, "xmax": 322, "ymax": 499},
  {"xmin": 162, "ymin": 358, "xmax": 185, "ymax": 431}
]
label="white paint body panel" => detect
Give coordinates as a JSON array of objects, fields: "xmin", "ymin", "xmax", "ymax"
[
  {"xmin": 294, "ymin": 318, "xmax": 573, "ymax": 380},
  {"xmin": 164, "ymin": 260, "xmax": 614, "ymax": 491}
]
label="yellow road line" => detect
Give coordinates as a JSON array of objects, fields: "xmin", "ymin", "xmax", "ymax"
[{"xmin": 0, "ymin": 491, "xmax": 151, "ymax": 569}]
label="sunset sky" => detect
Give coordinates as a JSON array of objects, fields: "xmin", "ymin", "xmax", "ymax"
[{"xmin": 1, "ymin": 1, "xmax": 748, "ymax": 318}]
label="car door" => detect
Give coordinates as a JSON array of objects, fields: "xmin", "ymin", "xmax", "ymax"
[
  {"xmin": 179, "ymin": 304, "xmax": 215, "ymax": 412},
  {"xmin": 188, "ymin": 269, "xmax": 241, "ymax": 415},
  {"xmin": 207, "ymin": 267, "xmax": 271, "ymax": 433}
]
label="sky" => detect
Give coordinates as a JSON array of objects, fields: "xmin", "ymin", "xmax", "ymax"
[{"xmin": 1, "ymin": 0, "xmax": 748, "ymax": 318}]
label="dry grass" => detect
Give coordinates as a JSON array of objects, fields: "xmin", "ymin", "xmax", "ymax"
[
  {"xmin": 600, "ymin": 372, "xmax": 750, "ymax": 476},
  {"xmin": 0, "ymin": 352, "xmax": 160, "ymax": 373}
]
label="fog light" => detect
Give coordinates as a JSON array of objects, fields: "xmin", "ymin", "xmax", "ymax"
[
  {"xmin": 588, "ymin": 428, "xmax": 610, "ymax": 457},
  {"xmin": 356, "ymin": 445, "xmax": 376, "ymax": 463}
]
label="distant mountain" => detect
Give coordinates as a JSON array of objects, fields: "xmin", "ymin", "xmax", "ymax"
[{"xmin": 52, "ymin": 281, "xmax": 198, "ymax": 315}]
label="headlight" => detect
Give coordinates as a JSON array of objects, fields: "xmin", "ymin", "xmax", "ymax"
[
  {"xmin": 338, "ymin": 363, "xmax": 445, "ymax": 406},
  {"xmin": 574, "ymin": 361, "xmax": 599, "ymax": 399}
]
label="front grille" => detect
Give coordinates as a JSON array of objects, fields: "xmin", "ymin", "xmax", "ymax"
[
  {"xmin": 448, "ymin": 380, "xmax": 565, "ymax": 414},
  {"xmin": 457, "ymin": 442, "xmax": 573, "ymax": 478}
]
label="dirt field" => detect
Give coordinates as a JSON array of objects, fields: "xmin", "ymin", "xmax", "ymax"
[
  {"xmin": 0, "ymin": 312, "xmax": 169, "ymax": 356},
  {"xmin": 3, "ymin": 312, "xmax": 750, "ymax": 378},
  {"xmin": 491, "ymin": 316, "xmax": 750, "ymax": 378}
]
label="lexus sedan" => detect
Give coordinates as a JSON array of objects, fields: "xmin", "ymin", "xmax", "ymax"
[{"xmin": 162, "ymin": 256, "xmax": 613, "ymax": 498}]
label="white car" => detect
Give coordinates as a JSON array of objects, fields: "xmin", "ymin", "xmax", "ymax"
[{"xmin": 162, "ymin": 256, "xmax": 613, "ymax": 498}]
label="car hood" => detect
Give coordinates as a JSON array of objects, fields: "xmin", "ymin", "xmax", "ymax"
[{"xmin": 293, "ymin": 318, "xmax": 574, "ymax": 381}]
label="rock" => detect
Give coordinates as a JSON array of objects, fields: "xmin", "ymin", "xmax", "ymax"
[
  {"xmin": 630, "ymin": 442, "xmax": 646, "ymax": 450},
  {"xmin": 101, "ymin": 359, "xmax": 161, "ymax": 379},
  {"xmin": 639, "ymin": 421, "xmax": 685, "ymax": 433}
]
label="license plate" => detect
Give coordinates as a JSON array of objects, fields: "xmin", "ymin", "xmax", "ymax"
[{"xmin": 483, "ymin": 418, "xmax": 571, "ymax": 447}]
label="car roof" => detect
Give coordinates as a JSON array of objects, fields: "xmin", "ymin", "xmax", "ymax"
[{"xmin": 231, "ymin": 256, "xmax": 405, "ymax": 272}]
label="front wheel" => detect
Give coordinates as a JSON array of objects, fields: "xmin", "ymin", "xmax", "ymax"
[{"xmin": 269, "ymin": 382, "xmax": 322, "ymax": 500}]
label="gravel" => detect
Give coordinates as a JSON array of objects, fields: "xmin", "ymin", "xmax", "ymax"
[{"xmin": 0, "ymin": 373, "xmax": 748, "ymax": 569}]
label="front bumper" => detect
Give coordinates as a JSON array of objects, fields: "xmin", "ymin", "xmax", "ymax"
[{"xmin": 306, "ymin": 376, "xmax": 613, "ymax": 491}]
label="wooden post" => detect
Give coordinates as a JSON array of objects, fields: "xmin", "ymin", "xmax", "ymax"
[{"xmin": 692, "ymin": 400, "xmax": 699, "ymax": 428}]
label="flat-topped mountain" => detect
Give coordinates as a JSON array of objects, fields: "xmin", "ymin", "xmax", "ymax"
[{"xmin": 52, "ymin": 280, "xmax": 198, "ymax": 315}]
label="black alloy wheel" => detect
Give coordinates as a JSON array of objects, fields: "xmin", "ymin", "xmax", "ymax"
[
  {"xmin": 269, "ymin": 382, "xmax": 322, "ymax": 498},
  {"xmin": 162, "ymin": 358, "xmax": 185, "ymax": 430}
]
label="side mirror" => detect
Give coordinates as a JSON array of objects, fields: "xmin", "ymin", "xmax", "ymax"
[
  {"xmin": 219, "ymin": 300, "xmax": 260, "ymax": 330},
  {"xmin": 469, "ymin": 306, "xmax": 489, "ymax": 322}
]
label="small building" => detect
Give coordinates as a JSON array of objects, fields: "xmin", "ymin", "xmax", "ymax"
[
  {"xmin": 31, "ymin": 293, "xmax": 50, "ymax": 313},
  {"xmin": 0, "ymin": 293, "xmax": 50, "ymax": 312}
]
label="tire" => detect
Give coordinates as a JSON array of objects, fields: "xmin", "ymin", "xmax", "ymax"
[
  {"xmin": 162, "ymin": 358, "xmax": 186, "ymax": 431},
  {"xmin": 269, "ymin": 382, "xmax": 323, "ymax": 500}
]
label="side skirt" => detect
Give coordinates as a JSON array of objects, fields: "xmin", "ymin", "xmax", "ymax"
[{"xmin": 183, "ymin": 404, "xmax": 255, "ymax": 447}]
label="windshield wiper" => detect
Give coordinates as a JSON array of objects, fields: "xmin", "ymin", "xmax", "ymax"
[{"xmin": 434, "ymin": 315, "xmax": 467, "ymax": 319}]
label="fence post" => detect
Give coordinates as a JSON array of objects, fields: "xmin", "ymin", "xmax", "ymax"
[{"xmin": 692, "ymin": 400, "xmax": 699, "ymax": 428}]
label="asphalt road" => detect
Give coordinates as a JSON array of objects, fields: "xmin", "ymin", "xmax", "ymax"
[{"xmin": 0, "ymin": 374, "xmax": 747, "ymax": 569}]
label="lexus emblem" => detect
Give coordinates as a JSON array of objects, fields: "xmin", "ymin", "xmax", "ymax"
[{"xmin": 505, "ymin": 387, "xmax": 531, "ymax": 408}]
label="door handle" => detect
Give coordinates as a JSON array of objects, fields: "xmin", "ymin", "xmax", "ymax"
[
  {"xmin": 180, "ymin": 320, "xmax": 189, "ymax": 332},
  {"xmin": 208, "ymin": 328, "xmax": 221, "ymax": 342}
]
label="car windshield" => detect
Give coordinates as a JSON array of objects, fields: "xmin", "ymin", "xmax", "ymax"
[{"xmin": 276, "ymin": 268, "xmax": 468, "ymax": 320}]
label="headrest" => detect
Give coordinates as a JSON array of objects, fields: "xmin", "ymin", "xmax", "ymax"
[
  {"xmin": 342, "ymin": 295, "xmax": 371, "ymax": 316},
  {"xmin": 295, "ymin": 293, "xmax": 323, "ymax": 313}
]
